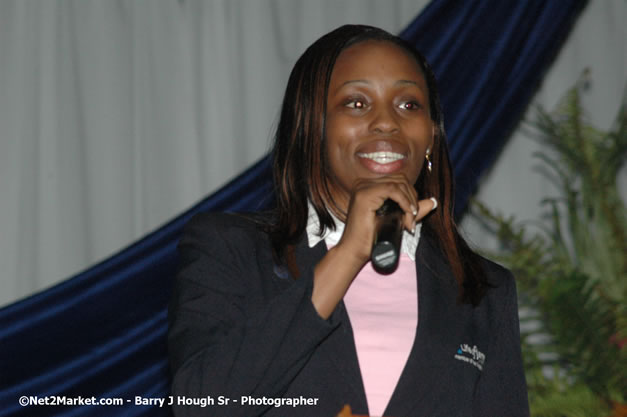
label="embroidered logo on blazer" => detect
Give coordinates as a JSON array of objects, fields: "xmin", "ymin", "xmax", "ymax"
[{"xmin": 454, "ymin": 344, "xmax": 485, "ymax": 371}]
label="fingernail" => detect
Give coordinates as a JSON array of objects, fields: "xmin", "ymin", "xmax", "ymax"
[
  {"xmin": 430, "ymin": 197, "xmax": 438, "ymax": 211},
  {"xmin": 410, "ymin": 205, "xmax": 418, "ymax": 216}
]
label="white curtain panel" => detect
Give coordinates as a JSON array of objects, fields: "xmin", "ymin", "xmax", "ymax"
[
  {"xmin": 0, "ymin": 1, "xmax": 625, "ymax": 307},
  {"xmin": 0, "ymin": 0, "xmax": 426, "ymax": 307}
]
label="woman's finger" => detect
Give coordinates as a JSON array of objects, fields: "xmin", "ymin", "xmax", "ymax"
[{"xmin": 414, "ymin": 197, "xmax": 438, "ymax": 223}]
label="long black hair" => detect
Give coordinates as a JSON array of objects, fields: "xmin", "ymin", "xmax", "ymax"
[{"xmin": 269, "ymin": 24, "xmax": 488, "ymax": 305}]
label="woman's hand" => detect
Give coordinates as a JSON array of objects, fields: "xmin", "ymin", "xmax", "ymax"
[
  {"xmin": 339, "ymin": 174, "xmax": 421, "ymax": 264},
  {"xmin": 311, "ymin": 175, "xmax": 436, "ymax": 319}
]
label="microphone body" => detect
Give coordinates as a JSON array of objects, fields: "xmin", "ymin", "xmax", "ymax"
[{"xmin": 371, "ymin": 199, "xmax": 403, "ymax": 274}]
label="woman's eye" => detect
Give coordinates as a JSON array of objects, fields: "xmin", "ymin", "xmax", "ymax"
[
  {"xmin": 345, "ymin": 99, "xmax": 366, "ymax": 109},
  {"xmin": 399, "ymin": 101, "xmax": 421, "ymax": 110}
]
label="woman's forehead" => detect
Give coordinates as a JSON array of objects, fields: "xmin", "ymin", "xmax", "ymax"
[
  {"xmin": 326, "ymin": 40, "xmax": 428, "ymax": 102},
  {"xmin": 330, "ymin": 41, "xmax": 426, "ymax": 88}
]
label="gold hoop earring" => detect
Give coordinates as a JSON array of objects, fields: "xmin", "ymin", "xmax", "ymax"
[{"xmin": 425, "ymin": 153, "xmax": 432, "ymax": 173}]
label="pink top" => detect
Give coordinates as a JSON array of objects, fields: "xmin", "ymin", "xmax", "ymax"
[{"xmin": 343, "ymin": 253, "xmax": 418, "ymax": 417}]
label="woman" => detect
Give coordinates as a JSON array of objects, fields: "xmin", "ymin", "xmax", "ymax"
[{"xmin": 168, "ymin": 25, "xmax": 529, "ymax": 417}]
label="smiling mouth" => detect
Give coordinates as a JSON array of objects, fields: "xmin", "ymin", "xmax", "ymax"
[{"xmin": 356, "ymin": 151, "xmax": 406, "ymax": 164}]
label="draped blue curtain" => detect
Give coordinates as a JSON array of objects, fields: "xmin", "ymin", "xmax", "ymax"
[
  {"xmin": 401, "ymin": 1, "xmax": 587, "ymax": 215},
  {"xmin": 0, "ymin": 1, "xmax": 586, "ymax": 415}
]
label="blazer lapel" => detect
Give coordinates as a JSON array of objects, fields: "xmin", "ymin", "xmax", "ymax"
[{"xmin": 384, "ymin": 234, "xmax": 464, "ymax": 416}]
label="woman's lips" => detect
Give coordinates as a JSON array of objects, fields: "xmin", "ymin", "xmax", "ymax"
[{"xmin": 356, "ymin": 151, "xmax": 406, "ymax": 174}]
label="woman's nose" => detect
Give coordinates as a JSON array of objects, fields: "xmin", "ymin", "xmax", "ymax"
[{"xmin": 369, "ymin": 105, "xmax": 400, "ymax": 134}]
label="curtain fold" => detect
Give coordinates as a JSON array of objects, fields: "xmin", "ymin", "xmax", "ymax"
[
  {"xmin": 0, "ymin": 1, "xmax": 586, "ymax": 415},
  {"xmin": 0, "ymin": 156, "xmax": 272, "ymax": 416}
]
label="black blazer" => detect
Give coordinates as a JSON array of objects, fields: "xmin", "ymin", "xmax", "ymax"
[{"xmin": 168, "ymin": 212, "xmax": 529, "ymax": 417}]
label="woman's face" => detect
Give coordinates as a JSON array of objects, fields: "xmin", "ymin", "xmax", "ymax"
[{"xmin": 324, "ymin": 40, "xmax": 434, "ymax": 212}]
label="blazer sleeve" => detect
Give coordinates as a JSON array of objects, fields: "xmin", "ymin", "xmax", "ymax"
[
  {"xmin": 473, "ymin": 269, "xmax": 530, "ymax": 417},
  {"xmin": 167, "ymin": 213, "xmax": 338, "ymax": 417}
]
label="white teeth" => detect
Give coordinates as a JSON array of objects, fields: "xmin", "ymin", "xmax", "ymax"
[{"xmin": 357, "ymin": 151, "xmax": 405, "ymax": 164}]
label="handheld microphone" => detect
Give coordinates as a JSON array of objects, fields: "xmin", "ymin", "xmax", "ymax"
[{"xmin": 371, "ymin": 199, "xmax": 404, "ymax": 274}]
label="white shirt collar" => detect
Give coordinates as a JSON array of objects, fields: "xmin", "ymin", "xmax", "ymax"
[{"xmin": 306, "ymin": 201, "xmax": 421, "ymax": 261}]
